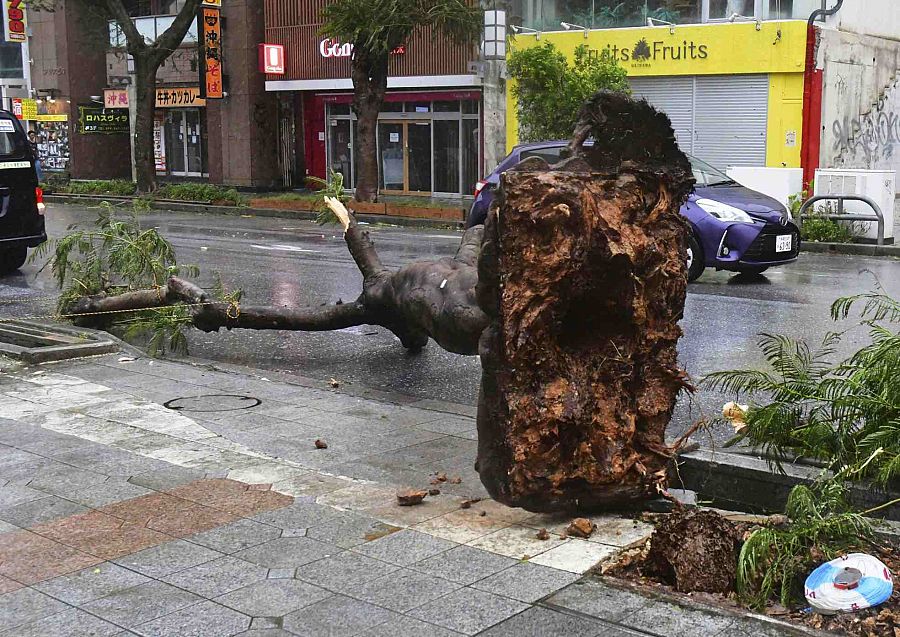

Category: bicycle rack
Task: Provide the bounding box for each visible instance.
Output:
[798,194,885,246]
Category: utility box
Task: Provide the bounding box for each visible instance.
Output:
[726,167,803,210]
[814,169,895,243]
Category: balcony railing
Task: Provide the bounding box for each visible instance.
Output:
[108,15,198,48]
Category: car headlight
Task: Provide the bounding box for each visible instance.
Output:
[695,198,754,223]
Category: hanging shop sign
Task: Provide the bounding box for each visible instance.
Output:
[3,0,26,43]
[259,43,284,75]
[153,116,166,173]
[201,0,221,6]
[104,89,129,109]
[156,86,205,108]
[318,38,406,59]
[200,7,223,99]
[77,106,129,135]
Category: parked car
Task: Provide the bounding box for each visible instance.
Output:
[467,141,800,282]
[0,109,44,275]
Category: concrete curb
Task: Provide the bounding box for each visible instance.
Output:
[801,241,900,257]
[44,194,466,231]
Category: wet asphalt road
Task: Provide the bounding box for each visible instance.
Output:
[3,202,899,444]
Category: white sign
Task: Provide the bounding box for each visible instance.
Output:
[318,131,325,141]
[0,119,15,132]
[320,39,352,58]
[0,161,30,169]
[259,43,285,75]
[389,132,399,143]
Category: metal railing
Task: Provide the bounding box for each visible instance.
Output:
[798,194,885,246]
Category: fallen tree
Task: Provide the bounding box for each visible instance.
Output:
[62,91,694,511]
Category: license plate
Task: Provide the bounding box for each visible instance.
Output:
[775,235,792,253]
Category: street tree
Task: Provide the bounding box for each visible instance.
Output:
[50,93,694,512]
[103,0,203,192]
[320,0,482,202]
[508,40,629,142]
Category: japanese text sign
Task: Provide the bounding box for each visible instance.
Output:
[77,106,130,135]
[155,86,205,108]
[104,89,129,109]
[200,7,223,99]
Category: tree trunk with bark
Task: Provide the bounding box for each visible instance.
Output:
[68,92,694,513]
[132,55,158,192]
[350,55,388,203]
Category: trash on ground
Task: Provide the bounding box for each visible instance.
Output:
[804,553,893,615]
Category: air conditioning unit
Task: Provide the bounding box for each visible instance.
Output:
[813,169,895,243]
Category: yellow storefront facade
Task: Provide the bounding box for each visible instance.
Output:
[506,21,808,170]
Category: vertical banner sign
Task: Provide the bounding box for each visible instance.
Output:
[200,7,223,99]
[4,0,26,43]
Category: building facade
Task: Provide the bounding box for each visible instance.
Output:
[263,0,488,197]
[2,0,280,188]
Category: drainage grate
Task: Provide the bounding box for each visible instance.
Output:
[164,394,261,412]
[0,321,119,363]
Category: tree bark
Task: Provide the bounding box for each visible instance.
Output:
[350,54,387,203]
[474,91,695,512]
[132,54,158,193]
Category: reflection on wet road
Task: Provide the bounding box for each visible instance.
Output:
[3,203,898,444]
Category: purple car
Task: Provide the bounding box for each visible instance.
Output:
[467,141,800,282]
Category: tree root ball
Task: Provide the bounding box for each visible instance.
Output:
[647,509,739,594]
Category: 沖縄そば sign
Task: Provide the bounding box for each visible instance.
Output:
[200,7,223,99]
[77,106,129,135]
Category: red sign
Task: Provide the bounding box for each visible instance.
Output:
[259,44,284,75]
[200,7,223,99]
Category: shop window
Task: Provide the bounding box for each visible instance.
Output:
[434,120,461,194]
[433,101,461,112]
[509,0,703,30]
[707,0,755,20]
[0,41,23,79]
[329,103,351,115]
[764,0,824,20]
[381,101,403,112]
[462,100,479,115]
[462,119,480,196]
[406,102,431,113]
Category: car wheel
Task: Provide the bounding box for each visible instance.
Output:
[0,246,27,275]
[687,234,705,282]
[740,266,769,275]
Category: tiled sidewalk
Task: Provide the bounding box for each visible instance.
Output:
[0,354,802,636]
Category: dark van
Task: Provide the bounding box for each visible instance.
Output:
[0,109,45,275]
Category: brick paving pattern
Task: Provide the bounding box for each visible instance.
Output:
[0,355,802,636]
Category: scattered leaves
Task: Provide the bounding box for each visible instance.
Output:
[460,498,482,509]
[536,528,550,541]
[428,488,441,496]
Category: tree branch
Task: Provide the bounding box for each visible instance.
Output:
[104,0,146,54]
[150,0,203,67]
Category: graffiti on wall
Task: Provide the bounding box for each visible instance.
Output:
[831,78,900,169]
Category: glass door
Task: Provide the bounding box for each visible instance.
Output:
[328,119,353,185]
[407,121,431,194]
[163,111,185,176]
[184,110,203,177]
[378,121,405,192]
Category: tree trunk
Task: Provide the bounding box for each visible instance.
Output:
[351,58,387,203]
[474,91,695,512]
[133,54,158,193]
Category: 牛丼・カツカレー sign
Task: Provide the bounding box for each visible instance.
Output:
[517,21,807,77]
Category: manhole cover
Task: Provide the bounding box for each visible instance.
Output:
[164,394,261,412]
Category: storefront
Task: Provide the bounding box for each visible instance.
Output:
[506,20,808,171]
[154,86,208,178]
[309,92,481,196]
[264,0,483,196]
[11,97,70,172]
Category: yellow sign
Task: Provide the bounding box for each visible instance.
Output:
[156,86,205,108]
[509,21,807,77]
[201,8,223,99]
[36,114,68,122]
[201,0,221,6]
[4,0,26,43]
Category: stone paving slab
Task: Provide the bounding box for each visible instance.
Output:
[0,354,808,636]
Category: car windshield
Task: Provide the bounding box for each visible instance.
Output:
[690,156,736,187]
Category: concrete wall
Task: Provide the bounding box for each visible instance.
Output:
[818,27,900,191]
[824,0,900,42]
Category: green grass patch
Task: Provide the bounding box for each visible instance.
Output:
[64,180,137,196]
[155,183,246,206]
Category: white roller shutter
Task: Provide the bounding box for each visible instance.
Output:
[629,76,695,155]
[694,75,769,169]
[628,74,769,170]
